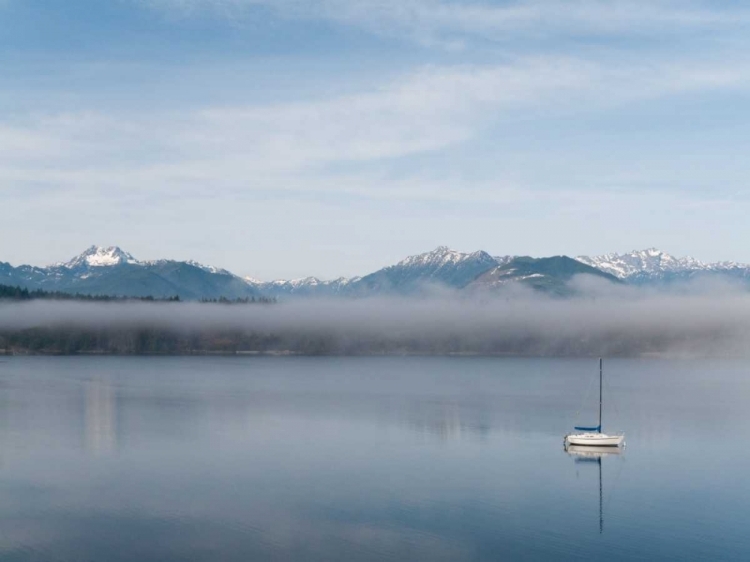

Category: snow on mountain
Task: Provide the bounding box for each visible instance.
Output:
[390,246,497,276]
[58,246,235,277]
[245,275,361,296]
[250,247,507,295]
[183,260,233,276]
[353,246,500,293]
[243,276,320,290]
[491,255,515,267]
[396,246,496,270]
[62,246,139,269]
[273,277,321,288]
[469,255,621,294]
[398,246,468,267]
[335,276,361,286]
[576,248,750,280]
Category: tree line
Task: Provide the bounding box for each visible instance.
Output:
[0,284,276,304]
[0,284,181,302]
[199,296,276,304]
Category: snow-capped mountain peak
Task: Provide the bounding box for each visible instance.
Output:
[62,246,139,269]
[576,248,714,279]
[269,276,321,288]
[397,246,495,269]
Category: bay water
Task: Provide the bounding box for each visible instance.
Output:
[0,356,748,561]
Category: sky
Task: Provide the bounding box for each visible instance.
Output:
[3,0,750,280]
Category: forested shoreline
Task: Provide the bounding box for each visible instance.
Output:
[0,284,283,355]
[0,322,736,357]
[0,284,276,304]
[0,284,182,302]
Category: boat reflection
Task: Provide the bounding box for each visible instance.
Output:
[565,443,622,534]
[565,444,622,459]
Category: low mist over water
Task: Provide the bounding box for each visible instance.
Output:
[2,279,750,356]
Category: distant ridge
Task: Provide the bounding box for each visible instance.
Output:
[2,245,749,300]
[0,246,259,300]
[576,248,750,283]
[349,246,499,294]
[469,256,621,295]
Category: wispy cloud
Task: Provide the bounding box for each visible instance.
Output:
[143,0,750,47]
[2,54,747,199]
[3,50,747,275]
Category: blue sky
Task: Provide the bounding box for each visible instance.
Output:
[3,0,750,279]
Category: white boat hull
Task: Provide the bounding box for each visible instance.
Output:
[565,433,624,447]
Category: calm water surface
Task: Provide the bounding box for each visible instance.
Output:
[0,356,748,561]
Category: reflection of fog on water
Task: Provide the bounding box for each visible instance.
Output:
[85,378,117,454]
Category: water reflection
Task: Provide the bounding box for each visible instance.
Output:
[1,357,749,561]
[407,404,491,440]
[565,444,623,458]
[565,444,622,534]
[85,377,117,454]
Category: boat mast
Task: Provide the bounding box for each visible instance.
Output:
[599,357,603,433]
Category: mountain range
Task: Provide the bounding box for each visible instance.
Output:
[1,245,748,300]
[0,246,260,300]
[576,248,750,284]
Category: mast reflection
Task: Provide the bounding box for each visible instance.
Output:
[565,443,621,534]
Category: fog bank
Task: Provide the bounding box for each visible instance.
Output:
[2,283,750,356]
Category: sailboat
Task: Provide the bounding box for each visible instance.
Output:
[564,358,624,447]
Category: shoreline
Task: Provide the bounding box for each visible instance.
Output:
[0,349,740,359]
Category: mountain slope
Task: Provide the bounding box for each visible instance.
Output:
[248,276,360,297]
[245,246,502,297]
[350,246,499,295]
[7,244,746,300]
[469,256,621,294]
[0,247,261,300]
[0,245,631,299]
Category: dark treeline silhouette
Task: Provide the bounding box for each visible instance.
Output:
[0,284,181,302]
[0,320,717,357]
[200,296,277,304]
[0,327,331,356]
[0,285,283,354]
[0,284,276,304]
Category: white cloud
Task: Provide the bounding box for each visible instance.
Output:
[1,54,748,199]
